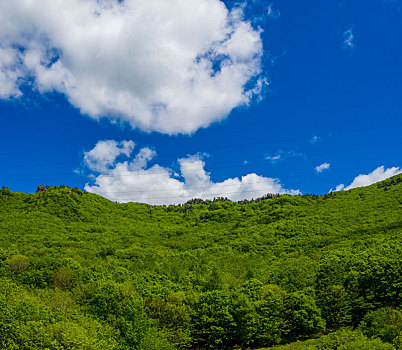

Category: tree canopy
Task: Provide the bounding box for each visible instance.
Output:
[0,175,401,349]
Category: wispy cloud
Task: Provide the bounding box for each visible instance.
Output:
[310,135,320,144]
[266,154,282,161]
[315,163,331,173]
[342,27,355,49]
[265,150,305,163]
[267,3,280,19]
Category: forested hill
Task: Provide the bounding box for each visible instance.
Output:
[0,175,401,350]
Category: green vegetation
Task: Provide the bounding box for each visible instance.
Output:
[0,175,401,349]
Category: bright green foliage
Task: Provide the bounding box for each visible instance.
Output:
[233,280,284,346]
[319,285,351,329]
[0,175,401,349]
[282,291,325,340]
[317,329,395,350]
[360,307,402,344]
[262,329,395,349]
[192,290,236,346]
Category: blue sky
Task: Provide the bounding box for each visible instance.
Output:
[0,0,401,204]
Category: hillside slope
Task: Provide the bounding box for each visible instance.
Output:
[0,175,401,349]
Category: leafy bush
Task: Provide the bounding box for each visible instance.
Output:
[360,307,402,344]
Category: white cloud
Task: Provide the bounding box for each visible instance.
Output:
[84,140,135,172]
[84,140,300,205]
[331,166,402,191]
[334,184,345,192]
[342,27,354,49]
[315,163,330,173]
[0,46,25,98]
[0,0,264,134]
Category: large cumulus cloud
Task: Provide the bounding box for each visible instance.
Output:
[0,0,265,134]
[83,140,300,205]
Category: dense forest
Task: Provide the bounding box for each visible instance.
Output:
[0,174,401,349]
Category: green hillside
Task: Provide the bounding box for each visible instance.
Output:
[0,175,401,349]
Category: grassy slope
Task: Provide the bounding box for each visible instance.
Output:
[0,175,401,349]
[2,176,401,286]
